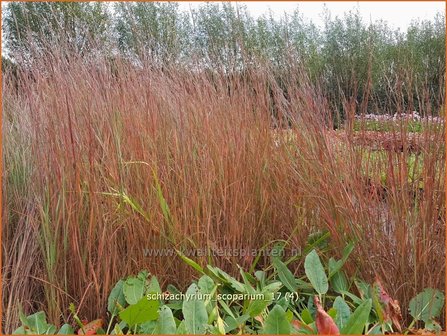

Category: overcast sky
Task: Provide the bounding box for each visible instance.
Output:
[179,1,445,31]
[1,1,444,41]
[2,2,444,31]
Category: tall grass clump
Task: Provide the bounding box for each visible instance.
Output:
[2,44,445,332]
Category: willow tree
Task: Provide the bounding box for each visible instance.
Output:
[114,2,190,65]
[3,2,111,64]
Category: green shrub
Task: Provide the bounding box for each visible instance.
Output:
[13,235,444,335]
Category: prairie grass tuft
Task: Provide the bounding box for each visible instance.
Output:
[2,51,445,332]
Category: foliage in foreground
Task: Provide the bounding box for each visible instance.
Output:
[14,237,444,335]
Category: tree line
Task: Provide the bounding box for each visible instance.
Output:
[3,2,445,118]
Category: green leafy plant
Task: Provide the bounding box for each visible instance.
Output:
[13,236,445,335]
[408,288,445,333]
[13,311,73,335]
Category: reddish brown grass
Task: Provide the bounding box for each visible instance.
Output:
[2,54,445,332]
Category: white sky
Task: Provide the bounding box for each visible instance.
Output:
[2,1,443,56]
[178,1,445,31]
[1,1,444,37]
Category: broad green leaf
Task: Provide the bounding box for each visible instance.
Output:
[296,278,314,290]
[260,305,291,334]
[409,288,444,323]
[139,320,157,334]
[48,325,57,334]
[276,296,289,311]
[165,302,183,310]
[26,311,50,334]
[328,307,337,319]
[425,319,442,333]
[333,296,351,330]
[263,281,283,294]
[176,321,187,334]
[218,300,235,319]
[224,316,238,333]
[217,268,246,293]
[272,258,297,293]
[123,277,145,305]
[167,284,182,296]
[108,280,126,315]
[224,315,249,333]
[243,272,257,285]
[183,283,208,334]
[147,276,161,295]
[331,269,349,293]
[328,242,355,279]
[166,284,183,307]
[236,314,250,323]
[246,291,272,317]
[304,249,328,294]
[155,306,176,334]
[341,299,372,335]
[198,275,215,295]
[238,266,256,294]
[119,297,159,326]
[57,324,75,334]
[339,290,363,305]
[12,326,26,334]
[207,265,245,293]
[254,271,266,285]
[205,265,227,284]
[301,308,314,324]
